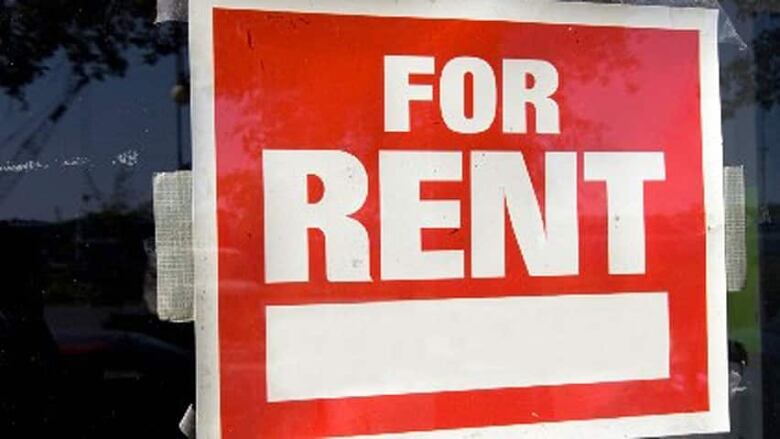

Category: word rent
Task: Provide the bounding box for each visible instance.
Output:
[263,56,666,283]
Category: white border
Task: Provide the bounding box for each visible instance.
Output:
[189,1,726,438]
[189,0,221,437]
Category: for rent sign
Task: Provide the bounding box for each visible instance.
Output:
[190,1,727,438]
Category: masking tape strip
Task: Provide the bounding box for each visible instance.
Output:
[153,171,194,322]
[724,165,746,292]
[156,0,188,23]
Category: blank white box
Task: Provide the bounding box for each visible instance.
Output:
[266,292,669,402]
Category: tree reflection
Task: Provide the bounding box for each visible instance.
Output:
[0,0,188,207]
[0,0,182,101]
[0,3,192,437]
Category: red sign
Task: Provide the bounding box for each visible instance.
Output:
[191,1,727,438]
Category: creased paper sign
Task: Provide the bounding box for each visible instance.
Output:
[190,1,728,438]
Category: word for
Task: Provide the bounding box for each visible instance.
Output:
[384,55,560,134]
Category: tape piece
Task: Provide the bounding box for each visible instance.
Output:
[560,0,746,49]
[724,165,746,292]
[180,404,196,438]
[156,0,188,23]
[153,171,194,322]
